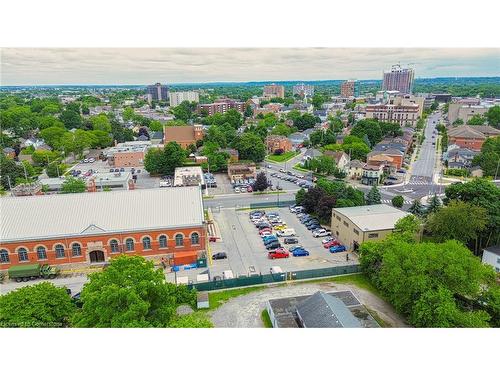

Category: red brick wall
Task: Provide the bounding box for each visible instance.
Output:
[0,226,206,270]
[448,137,484,152]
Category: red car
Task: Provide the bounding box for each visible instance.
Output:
[259,228,273,235]
[268,248,289,259]
[323,240,341,248]
[247,186,253,192]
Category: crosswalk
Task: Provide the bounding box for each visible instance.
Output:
[406,181,431,185]
[381,199,413,205]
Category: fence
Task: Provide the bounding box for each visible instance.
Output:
[188,264,360,292]
[249,200,296,209]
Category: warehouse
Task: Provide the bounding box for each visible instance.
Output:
[0,186,206,270]
[331,204,411,251]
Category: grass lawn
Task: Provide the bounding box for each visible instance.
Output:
[303,273,382,299]
[208,286,266,310]
[266,151,299,163]
[261,309,273,328]
[292,163,309,172]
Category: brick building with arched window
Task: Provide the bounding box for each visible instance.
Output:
[0,187,206,270]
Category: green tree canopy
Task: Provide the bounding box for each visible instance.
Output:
[366,185,381,205]
[72,256,197,327]
[61,176,87,194]
[485,105,500,128]
[232,132,266,162]
[144,141,186,175]
[0,282,76,328]
[391,195,404,208]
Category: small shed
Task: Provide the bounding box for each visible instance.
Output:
[197,292,209,309]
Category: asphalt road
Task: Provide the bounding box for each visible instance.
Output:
[410,112,440,178]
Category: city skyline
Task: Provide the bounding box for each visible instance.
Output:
[1,48,499,86]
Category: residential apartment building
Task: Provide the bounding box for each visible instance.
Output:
[382,64,415,94]
[293,83,314,98]
[263,84,285,99]
[367,149,404,170]
[197,98,245,115]
[147,83,168,102]
[340,80,358,98]
[361,164,384,185]
[365,102,419,127]
[163,125,204,149]
[0,187,206,270]
[331,204,412,251]
[168,91,200,107]
[265,135,293,153]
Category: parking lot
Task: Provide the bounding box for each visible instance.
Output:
[207,207,357,279]
[66,159,160,189]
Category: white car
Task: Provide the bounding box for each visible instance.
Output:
[313,229,332,238]
[322,236,334,244]
[83,158,89,163]
[88,157,95,163]
[234,187,240,193]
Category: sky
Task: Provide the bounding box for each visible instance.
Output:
[1,48,499,86]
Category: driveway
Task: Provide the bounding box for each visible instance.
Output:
[209,280,407,328]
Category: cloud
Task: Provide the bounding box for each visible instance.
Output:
[1,48,499,85]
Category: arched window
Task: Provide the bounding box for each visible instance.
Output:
[37,246,47,260]
[110,239,119,253]
[71,243,82,257]
[159,235,167,248]
[175,234,184,247]
[142,236,152,250]
[125,238,135,252]
[55,244,65,258]
[0,249,10,263]
[191,232,200,245]
[18,248,28,262]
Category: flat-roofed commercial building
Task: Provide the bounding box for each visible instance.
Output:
[0,187,206,270]
[168,91,200,107]
[331,204,411,251]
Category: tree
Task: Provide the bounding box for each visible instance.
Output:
[71,256,196,327]
[317,195,337,223]
[31,149,59,166]
[122,107,135,121]
[38,115,65,130]
[0,155,24,189]
[61,176,87,194]
[341,136,371,161]
[430,101,439,111]
[485,105,500,128]
[408,199,424,217]
[89,130,113,148]
[59,110,82,129]
[311,93,326,110]
[224,109,243,128]
[393,215,421,242]
[61,130,92,159]
[452,118,464,126]
[144,141,186,175]
[444,178,500,249]
[426,194,442,214]
[170,101,197,122]
[90,114,112,132]
[253,171,269,191]
[232,133,266,162]
[471,137,500,177]
[467,114,486,125]
[426,200,488,251]
[366,185,381,205]
[244,105,253,118]
[0,282,76,328]
[39,126,68,150]
[391,195,404,208]
[359,237,496,327]
[149,120,164,132]
[295,188,306,205]
[294,113,320,131]
[46,162,67,178]
[270,123,293,137]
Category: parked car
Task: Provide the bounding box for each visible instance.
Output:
[259,228,273,235]
[257,223,272,230]
[277,228,296,237]
[292,248,310,257]
[212,252,227,260]
[323,239,342,248]
[88,157,95,163]
[266,241,282,250]
[247,186,253,193]
[321,236,334,244]
[262,235,278,243]
[284,237,299,244]
[268,249,290,259]
[313,229,332,238]
[109,168,114,173]
[234,187,241,193]
[329,245,347,253]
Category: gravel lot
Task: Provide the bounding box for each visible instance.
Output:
[209,280,408,328]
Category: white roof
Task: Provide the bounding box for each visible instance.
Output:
[333,204,410,232]
[0,187,204,242]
